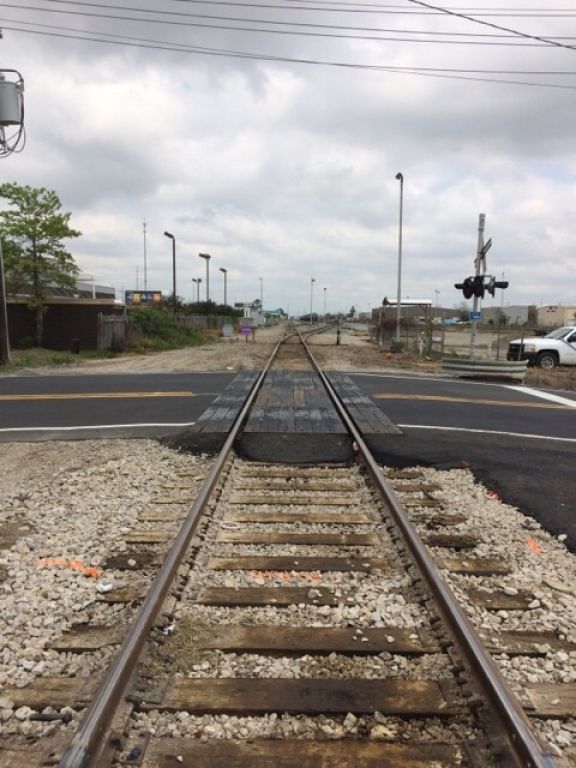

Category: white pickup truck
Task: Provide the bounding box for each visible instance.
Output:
[507,325,576,369]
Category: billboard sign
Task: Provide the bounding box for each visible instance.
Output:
[125,290,162,306]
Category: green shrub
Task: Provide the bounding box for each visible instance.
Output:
[127,308,204,351]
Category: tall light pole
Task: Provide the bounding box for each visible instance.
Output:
[395,172,404,342]
[192,278,200,304]
[219,267,228,306]
[259,277,263,310]
[199,253,211,302]
[323,287,327,323]
[163,231,176,313]
[310,277,315,324]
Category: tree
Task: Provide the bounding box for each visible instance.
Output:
[0,183,81,346]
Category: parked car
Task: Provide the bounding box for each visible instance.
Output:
[507,325,576,368]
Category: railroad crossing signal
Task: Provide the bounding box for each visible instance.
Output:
[455,274,508,299]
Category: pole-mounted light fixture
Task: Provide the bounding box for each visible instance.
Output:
[163,231,176,313]
[199,253,211,302]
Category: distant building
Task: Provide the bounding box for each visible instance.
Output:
[481,305,535,326]
[536,304,576,329]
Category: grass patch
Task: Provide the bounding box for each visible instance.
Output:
[1,348,116,372]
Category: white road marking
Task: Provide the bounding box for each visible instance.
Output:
[507,385,576,409]
[399,424,576,444]
[0,422,195,433]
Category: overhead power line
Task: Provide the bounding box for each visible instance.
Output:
[3,20,576,90]
[1,2,573,46]
[406,0,576,50]
[24,0,576,18]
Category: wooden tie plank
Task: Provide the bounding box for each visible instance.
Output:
[523,684,576,718]
[208,556,387,572]
[193,625,434,654]
[48,624,124,652]
[224,511,372,524]
[103,552,158,570]
[145,738,463,767]
[125,530,170,544]
[424,534,479,549]
[216,531,380,546]
[151,497,192,505]
[466,589,534,611]
[412,514,467,526]
[233,481,359,492]
[386,470,424,480]
[486,630,576,656]
[404,499,442,509]
[97,584,145,604]
[238,468,351,478]
[229,494,361,506]
[139,511,183,522]
[439,558,511,576]
[196,586,348,607]
[392,483,441,493]
[159,678,457,716]
[3,677,95,710]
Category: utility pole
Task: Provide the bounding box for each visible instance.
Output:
[0,240,10,364]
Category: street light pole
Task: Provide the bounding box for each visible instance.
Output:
[219,267,228,306]
[395,172,404,343]
[323,287,327,323]
[259,277,263,310]
[163,231,176,314]
[199,253,211,302]
[310,277,315,325]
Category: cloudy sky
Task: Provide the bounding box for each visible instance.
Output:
[1,0,575,315]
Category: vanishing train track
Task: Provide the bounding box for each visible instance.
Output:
[7,328,562,767]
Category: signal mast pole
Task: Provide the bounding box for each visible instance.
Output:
[469,214,485,360]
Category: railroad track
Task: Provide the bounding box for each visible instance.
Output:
[1,328,570,767]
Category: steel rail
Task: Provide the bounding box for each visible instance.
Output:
[298,330,557,768]
[58,334,286,768]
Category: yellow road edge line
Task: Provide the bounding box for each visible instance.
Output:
[0,391,198,401]
[374,393,569,409]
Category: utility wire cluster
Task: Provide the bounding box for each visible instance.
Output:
[1,0,575,88]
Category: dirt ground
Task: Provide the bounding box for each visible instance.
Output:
[10,324,575,390]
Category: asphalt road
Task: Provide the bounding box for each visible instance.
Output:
[0,372,235,440]
[1,369,574,550]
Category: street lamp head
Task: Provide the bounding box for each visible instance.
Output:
[219,267,227,274]
[311,277,316,283]
[164,231,174,240]
[199,252,211,261]
[395,172,403,181]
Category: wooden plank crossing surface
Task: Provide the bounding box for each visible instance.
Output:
[189,371,259,434]
[145,738,463,767]
[244,370,346,434]
[327,373,402,435]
